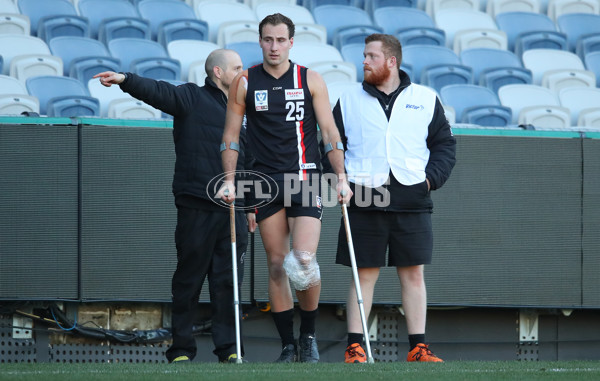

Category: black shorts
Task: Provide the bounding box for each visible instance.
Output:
[336,210,433,268]
[254,172,323,223]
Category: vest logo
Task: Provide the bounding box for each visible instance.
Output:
[406,104,424,110]
[255,90,268,111]
[285,89,304,101]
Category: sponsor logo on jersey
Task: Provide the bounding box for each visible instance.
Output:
[406,103,424,110]
[285,89,304,101]
[255,90,268,111]
[316,195,322,209]
[272,86,282,90]
[299,163,317,170]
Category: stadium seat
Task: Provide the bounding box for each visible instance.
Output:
[225,41,263,69]
[460,48,532,93]
[310,61,357,84]
[294,23,328,44]
[495,12,561,52]
[556,13,600,53]
[247,0,297,10]
[78,0,150,42]
[137,0,208,46]
[49,36,121,83]
[327,81,360,108]
[426,0,480,17]
[88,76,132,117]
[312,5,373,45]
[333,25,383,50]
[289,42,344,67]
[0,74,40,115]
[434,9,498,51]
[108,98,163,119]
[341,42,365,82]
[453,28,507,53]
[366,0,417,17]
[0,0,18,14]
[188,60,208,85]
[402,45,471,89]
[373,7,435,35]
[304,0,360,11]
[541,69,596,92]
[0,34,51,75]
[585,51,600,87]
[255,3,316,23]
[26,75,99,116]
[522,48,587,85]
[217,21,260,46]
[37,15,89,42]
[18,0,78,36]
[514,31,568,58]
[547,0,600,21]
[109,38,181,81]
[167,40,219,82]
[558,87,600,126]
[485,0,540,17]
[0,13,31,35]
[194,1,256,44]
[9,54,63,83]
[440,84,511,126]
[498,84,570,127]
[576,34,600,62]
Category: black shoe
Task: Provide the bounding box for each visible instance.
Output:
[274,343,297,363]
[220,353,246,363]
[298,333,319,363]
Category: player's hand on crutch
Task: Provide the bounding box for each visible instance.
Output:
[224,188,243,364]
[340,189,375,364]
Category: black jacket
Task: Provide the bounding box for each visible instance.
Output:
[324,71,456,212]
[119,73,249,210]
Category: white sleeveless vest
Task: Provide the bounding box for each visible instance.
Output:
[339,83,437,187]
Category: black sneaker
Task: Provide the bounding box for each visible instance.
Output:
[298,333,319,363]
[220,354,246,363]
[274,343,297,363]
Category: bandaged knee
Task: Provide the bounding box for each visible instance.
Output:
[282,250,321,291]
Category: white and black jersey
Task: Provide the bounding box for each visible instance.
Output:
[245,62,320,180]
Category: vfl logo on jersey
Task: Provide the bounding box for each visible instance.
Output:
[255,90,268,111]
[299,163,317,170]
[285,89,304,101]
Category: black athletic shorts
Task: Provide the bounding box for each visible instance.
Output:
[336,210,433,267]
[254,172,323,223]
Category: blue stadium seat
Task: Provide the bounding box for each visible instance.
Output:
[366,0,416,16]
[225,42,263,69]
[576,35,600,62]
[397,27,445,47]
[37,15,90,42]
[26,75,100,117]
[440,84,512,126]
[78,0,150,43]
[137,0,209,46]
[340,42,365,82]
[374,7,435,35]
[49,36,121,83]
[556,13,600,53]
[460,48,532,93]
[109,38,181,81]
[401,45,471,89]
[584,51,600,87]
[312,5,373,45]
[0,55,3,73]
[304,0,360,11]
[332,25,383,50]
[18,0,79,37]
[495,12,563,52]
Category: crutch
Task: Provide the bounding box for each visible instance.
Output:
[340,190,375,363]
[225,189,243,364]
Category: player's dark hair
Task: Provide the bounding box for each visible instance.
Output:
[259,13,295,39]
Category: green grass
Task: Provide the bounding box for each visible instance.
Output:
[2,361,600,381]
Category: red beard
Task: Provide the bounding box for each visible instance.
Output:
[364,63,391,86]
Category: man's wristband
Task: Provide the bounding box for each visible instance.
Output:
[324,141,344,154]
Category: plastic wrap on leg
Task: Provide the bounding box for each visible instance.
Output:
[283,250,321,291]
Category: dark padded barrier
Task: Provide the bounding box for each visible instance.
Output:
[79,122,177,301]
[0,121,79,300]
[583,136,600,307]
